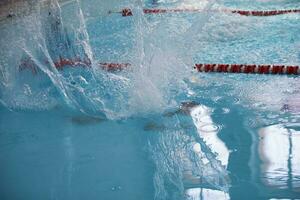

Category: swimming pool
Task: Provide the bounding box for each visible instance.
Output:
[0,0,299,199]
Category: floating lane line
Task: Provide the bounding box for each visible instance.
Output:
[194,64,299,75]
[18,58,299,75]
[19,57,131,74]
[112,8,300,17]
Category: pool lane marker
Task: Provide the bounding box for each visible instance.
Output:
[110,8,300,17]
[19,57,131,74]
[19,58,299,75]
[98,62,131,71]
[53,58,130,71]
[194,64,299,75]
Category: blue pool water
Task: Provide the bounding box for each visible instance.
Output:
[0,0,300,199]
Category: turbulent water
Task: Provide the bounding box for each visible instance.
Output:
[0,0,193,118]
[0,0,299,199]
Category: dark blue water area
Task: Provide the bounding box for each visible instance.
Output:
[1,87,299,200]
[0,107,155,200]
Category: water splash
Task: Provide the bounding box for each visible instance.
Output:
[147,111,230,200]
[0,0,195,119]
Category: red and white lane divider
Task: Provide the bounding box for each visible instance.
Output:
[194,63,299,75]
[98,62,131,71]
[19,57,131,74]
[112,8,300,17]
[19,58,299,75]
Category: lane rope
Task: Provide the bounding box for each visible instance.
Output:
[19,57,131,74]
[112,8,300,17]
[19,58,299,75]
[194,63,299,75]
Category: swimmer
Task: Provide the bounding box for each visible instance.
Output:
[163,101,200,117]
[144,101,200,131]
